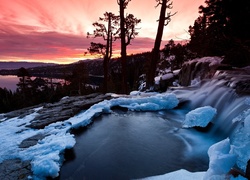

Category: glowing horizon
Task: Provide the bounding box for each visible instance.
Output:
[0,0,204,64]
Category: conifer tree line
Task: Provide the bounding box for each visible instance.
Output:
[0,65,96,113]
[0,68,62,113]
[188,0,250,67]
[1,0,250,113]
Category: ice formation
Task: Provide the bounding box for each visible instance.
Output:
[182,106,217,128]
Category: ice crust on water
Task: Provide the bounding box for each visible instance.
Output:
[116,93,179,111]
[69,93,179,129]
[0,93,179,179]
[182,106,217,128]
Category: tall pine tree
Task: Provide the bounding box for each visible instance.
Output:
[87,12,120,93]
[146,0,176,88]
[117,0,141,94]
[188,0,250,67]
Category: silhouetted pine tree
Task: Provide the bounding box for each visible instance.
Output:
[146,0,176,88]
[188,0,250,67]
[87,12,120,93]
[16,67,33,107]
[117,0,141,94]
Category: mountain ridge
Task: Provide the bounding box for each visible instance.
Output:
[0,62,58,70]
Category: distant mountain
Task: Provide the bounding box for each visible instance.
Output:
[0,53,148,79]
[0,62,57,70]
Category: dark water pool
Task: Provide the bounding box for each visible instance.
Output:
[59,110,209,180]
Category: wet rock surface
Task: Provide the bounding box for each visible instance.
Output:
[2,93,111,129]
[0,159,32,180]
[28,94,110,129]
[19,133,47,148]
[178,57,250,95]
[215,67,250,95]
[178,57,221,86]
[236,80,250,94]
[2,105,41,120]
[28,93,111,129]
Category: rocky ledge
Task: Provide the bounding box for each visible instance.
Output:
[0,93,112,179]
[2,93,112,129]
[0,159,32,180]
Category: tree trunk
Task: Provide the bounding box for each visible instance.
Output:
[147,0,167,89]
[119,1,128,94]
[103,14,112,93]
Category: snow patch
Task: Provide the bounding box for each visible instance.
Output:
[0,107,76,180]
[69,93,179,129]
[182,106,217,128]
[116,93,179,111]
[230,109,250,171]
[61,96,69,100]
[141,169,205,180]
[204,138,237,179]
[155,73,174,85]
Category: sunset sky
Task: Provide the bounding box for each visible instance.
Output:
[0,0,204,64]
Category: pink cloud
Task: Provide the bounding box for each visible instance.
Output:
[0,27,91,59]
[0,0,204,63]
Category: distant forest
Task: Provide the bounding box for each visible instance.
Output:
[0,0,249,113]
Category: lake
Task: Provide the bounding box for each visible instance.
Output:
[0,75,19,91]
[0,75,66,92]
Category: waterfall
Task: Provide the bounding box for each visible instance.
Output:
[170,70,250,138]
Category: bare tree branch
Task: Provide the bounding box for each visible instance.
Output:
[155,0,162,8]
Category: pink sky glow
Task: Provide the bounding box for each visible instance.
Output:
[0,0,204,64]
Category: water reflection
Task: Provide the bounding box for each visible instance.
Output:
[0,75,65,92]
[0,75,19,91]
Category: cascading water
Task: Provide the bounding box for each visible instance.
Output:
[170,70,250,138]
